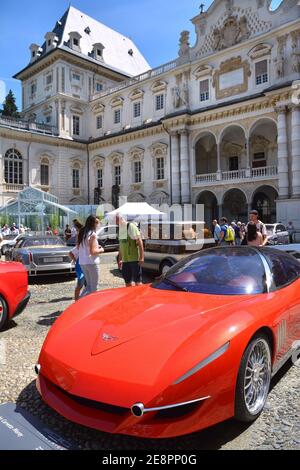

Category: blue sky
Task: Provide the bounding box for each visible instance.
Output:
[0,0,282,111]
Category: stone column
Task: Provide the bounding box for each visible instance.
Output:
[291,104,300,198]
[179,129,191,204]
[170,132,181,204]
[276,105,289,199]
[216,141,222,181]
[245,137,251,177]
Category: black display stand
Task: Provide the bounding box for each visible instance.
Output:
[0,403,74,450]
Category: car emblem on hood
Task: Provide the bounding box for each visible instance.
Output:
[102,333,118,342]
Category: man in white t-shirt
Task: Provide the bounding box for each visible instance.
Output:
[246,210,268,246]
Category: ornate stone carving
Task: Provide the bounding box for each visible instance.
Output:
[178,31,190,57]
[212,56,251,99]
[275,35,288,79]
[172,75,189,108]
[291,30,300,73]
[212,15,250,51]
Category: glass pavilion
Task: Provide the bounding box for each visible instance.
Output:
[0,187,76,232]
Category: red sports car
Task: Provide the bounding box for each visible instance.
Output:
[36,247,300,438]
[0,261,30,330]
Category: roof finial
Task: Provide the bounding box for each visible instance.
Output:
[199,3,205,14]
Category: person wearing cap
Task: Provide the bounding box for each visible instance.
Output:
[246,210,268,246]
[117,214,144,287]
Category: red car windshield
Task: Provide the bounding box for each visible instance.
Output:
[153,247,267,295]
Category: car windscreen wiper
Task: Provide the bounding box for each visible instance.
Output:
[161,277,188,292]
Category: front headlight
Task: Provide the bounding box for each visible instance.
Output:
[173,342,230,385]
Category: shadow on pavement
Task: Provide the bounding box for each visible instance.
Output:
[1,319,18,332]
[37,310,63,327]
[29,274,75,286]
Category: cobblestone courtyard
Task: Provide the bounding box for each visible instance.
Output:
[0,252,299,450]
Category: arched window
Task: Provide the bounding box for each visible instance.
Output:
[4,149,23,184]
[40,158,49,186]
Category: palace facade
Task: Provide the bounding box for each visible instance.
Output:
[1,0,300,225]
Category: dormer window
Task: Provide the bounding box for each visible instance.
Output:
[69,32,82,52]
[92,43,105,61]
[29,44,42,62]
[44,32,58,51]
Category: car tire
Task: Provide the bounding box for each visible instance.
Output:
[0,295,8,330]
[159,260,174,276]
[234,333,272,423]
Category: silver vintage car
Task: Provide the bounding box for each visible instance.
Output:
[6,235,75,277]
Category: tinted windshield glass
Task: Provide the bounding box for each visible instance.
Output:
[23,238,65,248]
[152,247,266,295]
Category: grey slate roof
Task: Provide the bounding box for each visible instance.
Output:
[23,6,151,78]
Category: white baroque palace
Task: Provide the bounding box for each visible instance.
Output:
[1,1,300,225]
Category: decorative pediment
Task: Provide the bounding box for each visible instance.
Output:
[92,155,105,169]
[91,103,105,115]
[193,64,213,79]
[108,152,124,166]
[110,96,124,108]
[151,80,167,93]
[38,152,55,165]
[248,43,272,60]
[70,157,84,169]
[69,105,84,115]
[129,88,144,101]
[149,142,168,158]
[128,146,145,161]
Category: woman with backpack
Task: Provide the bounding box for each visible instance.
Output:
[218,217,235,246]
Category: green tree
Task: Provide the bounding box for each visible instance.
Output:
[2,89,19,118]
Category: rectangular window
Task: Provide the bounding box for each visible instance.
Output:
[253,152,266,168]
[114,109,121,124]
[115,165,121,186]
[46,116,51,124]
[255,60,268,85]
[133,102,141,118]
[46,74,52,85]
[200,79,209,102]
[72,73,81,82]
[72,169,80,189]
[31,83,37,95]
[41,164,49,186]
[72,116,80,136]
[134,161,142,183]
[97,168,103,188]
[229,156,239,171]
[156,157,165,180]
[156,94,164,111]
[96,115,103,129]
[73,38,79,46]
[96,82,103,92]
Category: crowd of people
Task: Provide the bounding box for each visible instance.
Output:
[1,211,297,303]
[212,210,268,247]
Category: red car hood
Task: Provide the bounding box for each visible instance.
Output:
[40,285,256,406]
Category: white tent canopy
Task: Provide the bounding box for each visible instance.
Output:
[105,202,165,220]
